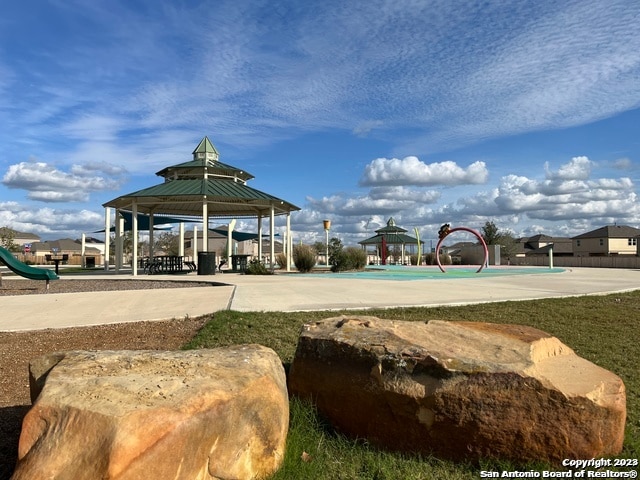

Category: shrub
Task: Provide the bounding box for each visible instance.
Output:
[275,252,287,269]
[423,252,451,265]
[245,258,272,275]
[293,244,316,273]
[331,246,367,272]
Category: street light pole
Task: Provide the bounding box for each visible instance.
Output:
[323,219,331,267]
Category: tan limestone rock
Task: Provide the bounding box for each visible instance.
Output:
[288,316,626,463]
[13,345,289,480]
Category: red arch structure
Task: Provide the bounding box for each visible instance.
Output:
[435,226,489,273]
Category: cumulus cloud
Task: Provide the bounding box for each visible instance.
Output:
[0,201,104,237]
[492,162,638,221]
[2,161,128,203]
[360,157,489,187]
[545,156,592,180]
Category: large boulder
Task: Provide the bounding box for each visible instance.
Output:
[13,345,289,480]
[288,316,626,464]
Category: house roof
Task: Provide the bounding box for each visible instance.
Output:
[572,225,640,239]
[525,234,554,242]
[525,238,574,255]
[2,228,40,240]
[31,239,100,254]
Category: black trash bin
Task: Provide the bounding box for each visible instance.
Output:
[85,257,96,268]
[197,252,216,275]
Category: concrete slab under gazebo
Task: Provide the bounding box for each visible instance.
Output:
[103,136,300,275]
[359,217,423,265]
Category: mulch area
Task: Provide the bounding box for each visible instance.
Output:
[0,278,214,479]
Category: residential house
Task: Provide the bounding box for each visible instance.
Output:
[0,228,40,251]
[516,234,574,259]
[572,225,640,257]
[28,238,102,265]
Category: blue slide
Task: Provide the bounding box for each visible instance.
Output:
[0,246,59,288]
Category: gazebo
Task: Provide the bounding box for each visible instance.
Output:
[358,217,423,265]
[103,136,300,275]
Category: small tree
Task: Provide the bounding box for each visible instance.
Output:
[0,226,19,252]
[481,221,500,246]
[481,221,517,264]
[154,232,180,256]
[328,237,343,266]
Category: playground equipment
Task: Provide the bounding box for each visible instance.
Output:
[435,224,489,273]
[0,246,59,290]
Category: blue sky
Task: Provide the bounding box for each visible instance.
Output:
[1,0,639,246]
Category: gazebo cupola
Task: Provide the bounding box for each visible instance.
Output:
[155,136,254,185]
[193,136,219,162]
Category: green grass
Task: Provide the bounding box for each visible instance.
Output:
[182,291,640,479]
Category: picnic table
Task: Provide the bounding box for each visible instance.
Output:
[140,255,187,274]
[45,254,69,274]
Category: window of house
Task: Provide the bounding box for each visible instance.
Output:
[576,240,581,247]
[629,238,638,246]
[599,239,604,246]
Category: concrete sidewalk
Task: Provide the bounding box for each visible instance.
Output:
[1,267,639,331]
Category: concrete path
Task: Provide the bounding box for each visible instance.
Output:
[1,267,639,331]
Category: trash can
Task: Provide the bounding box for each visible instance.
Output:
[85,257,96,268]
[197,252,216,275]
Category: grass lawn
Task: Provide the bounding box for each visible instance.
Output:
[183,291,640,479]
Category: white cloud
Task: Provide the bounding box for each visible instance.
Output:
[545,156,592,180]
[2,161,127,203]
[360,157,488,187]
[611,157,634,171]
[0,201,103,238]
[368,186,441,203]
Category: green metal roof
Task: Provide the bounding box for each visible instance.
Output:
[359,233,422,245]
[155,159,254,182]
[192,136,219,156]
[374,217,408,234]
[104,135,300,218]
[104,178,300,218]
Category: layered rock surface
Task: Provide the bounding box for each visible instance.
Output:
[13,345,289,480]
[288,316,626,463]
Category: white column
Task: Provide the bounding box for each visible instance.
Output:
[257,214,263,261]
[81,233,86,268]
[202,199,208,251]
[286,212,291,272]
[549,245,554,269]
[118,215,125,269]
[149,212,155,258]
[227,219,236,268]
[115,211,122,273]
[179,223,185,257]
[270,206,275,268]
[132,201,138,276]
[104,207,111,271]
[193,226,198,264]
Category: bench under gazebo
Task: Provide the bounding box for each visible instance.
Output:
[103,136,300,275]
